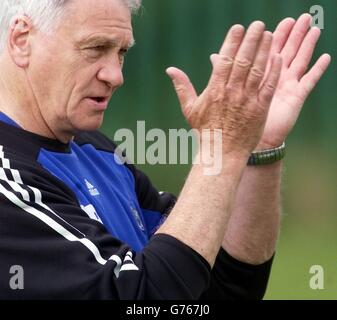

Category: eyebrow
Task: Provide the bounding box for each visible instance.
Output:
[78,37,135,49]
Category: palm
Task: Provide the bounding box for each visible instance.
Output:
[263,67,307,146]
[259,14,330,148]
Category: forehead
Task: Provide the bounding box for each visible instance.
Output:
[62,0,134,44]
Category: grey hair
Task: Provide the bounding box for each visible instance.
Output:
[0,0,142,52]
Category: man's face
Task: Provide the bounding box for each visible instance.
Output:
[28,0,134,138]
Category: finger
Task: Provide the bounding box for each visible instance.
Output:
[270,17,297,55]
[289,27,321,80]
[300,54,331,97]
[245,31,273,92]
[219,24,245,56]
[227,21,265,87]
[281,13,312,67]
[263,18,296,82]
[259,55,283,106]
[208,25,245,87]
[208,54,234,88]
[166,67,198,117]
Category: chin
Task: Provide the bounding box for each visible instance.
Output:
[73,114,105,132]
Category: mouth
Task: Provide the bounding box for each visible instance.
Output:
[86,96,110,110]
[91,96,107,103]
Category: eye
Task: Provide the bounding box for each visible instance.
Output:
[119,48,128,57]
[118,49,129,65]
[84,45,109,54]
[83,46,109,59]
[92,45,108,52]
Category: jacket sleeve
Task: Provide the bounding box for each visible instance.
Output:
[200,249,274,300]
[0,162,210,300]
[128,164,274,300]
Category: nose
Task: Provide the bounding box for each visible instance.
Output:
[97,56,124,89]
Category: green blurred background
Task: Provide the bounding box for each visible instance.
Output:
[101,0,337,299]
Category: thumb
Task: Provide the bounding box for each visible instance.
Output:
[166,67,197,118]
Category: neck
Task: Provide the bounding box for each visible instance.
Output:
[0,62,66,142]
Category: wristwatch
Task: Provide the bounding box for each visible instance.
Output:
[248,142,286,166]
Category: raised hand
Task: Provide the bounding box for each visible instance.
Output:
[167,21,282,159]
[257,14,331,149]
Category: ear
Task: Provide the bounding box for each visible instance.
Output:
[7,15,33,68]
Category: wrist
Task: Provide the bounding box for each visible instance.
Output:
[193,149,248,177]
[195,137,251,175]
[254,135,286,151]
[255,140,284,151]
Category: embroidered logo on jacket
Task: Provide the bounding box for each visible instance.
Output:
[85,179,100,196]
[130,206,145,231]
[81,204,103,224]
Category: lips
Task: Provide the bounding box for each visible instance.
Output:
[86,96,110,110]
